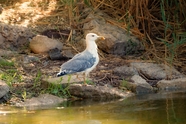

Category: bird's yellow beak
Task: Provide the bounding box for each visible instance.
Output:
[98,36,105,40]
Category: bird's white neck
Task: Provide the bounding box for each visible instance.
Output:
[85,40,98,56]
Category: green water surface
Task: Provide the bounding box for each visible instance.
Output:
[0,91,186,124]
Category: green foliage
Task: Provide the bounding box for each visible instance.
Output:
[60,0,90,6]
[121,79,128,87]
[0,59,22,86]
[45,83,70,97]
[120,79,132,91]
[46,83,70,97]
[60,0,74,6]
[44,77,71,97]
[0,59,14,67]
[83,0,90,6]
[33,70,42,87]
[85,79,94,85]
[21,89,27,101]
[159,0,186,65]
[0,70,22,86]
[67,75,72,83]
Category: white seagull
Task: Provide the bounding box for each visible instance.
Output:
[57,33,105,84]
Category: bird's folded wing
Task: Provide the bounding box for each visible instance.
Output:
[61,57,96,74]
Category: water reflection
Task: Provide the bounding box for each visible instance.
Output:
[0,91,186,124]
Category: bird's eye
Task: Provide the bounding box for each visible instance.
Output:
[92,35,95,37]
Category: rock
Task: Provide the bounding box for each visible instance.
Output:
[157,78,186,91]
[83,12,144,56]
[130,75,154,94]
[131,75,150,85]
[0,80,10,102]
[29,35,63,54]
[113,65,154,94]
[68,84,134,100]
[113,65,138,80]
[23,55,40,64]
[16,94,66,107]
[48,48,70,60]
[131,62,185,80]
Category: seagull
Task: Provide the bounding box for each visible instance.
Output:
[57,33,105,84]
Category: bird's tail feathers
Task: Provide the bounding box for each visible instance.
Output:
[57,71,66,77]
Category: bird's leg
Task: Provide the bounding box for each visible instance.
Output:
[76,74,82,82]
[76,74,79,79]
[83,73,87,85]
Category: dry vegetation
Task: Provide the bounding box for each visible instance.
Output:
[86,0,186,73]
[1,0,186,73]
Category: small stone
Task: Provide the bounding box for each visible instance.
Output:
[23,55,40,63]
[48,48,70,60]
[29,35,63,54]
[0,80,10,101]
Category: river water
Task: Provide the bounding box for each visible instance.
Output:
[0,91,186,124]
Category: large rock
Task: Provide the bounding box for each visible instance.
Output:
[68,84,134,100]
[113,65,138,80]
[0,80,10,102]
[131,62,185,80]
[130,75,154,94]
[29,35,63,54]
[157,78,186,91]
[16,94,66,107]
[83,12,144,56]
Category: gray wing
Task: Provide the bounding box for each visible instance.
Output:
[57,51,96,76]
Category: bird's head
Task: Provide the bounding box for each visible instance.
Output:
[86,33,105,41]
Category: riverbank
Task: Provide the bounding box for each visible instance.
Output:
[0,0,186,107]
